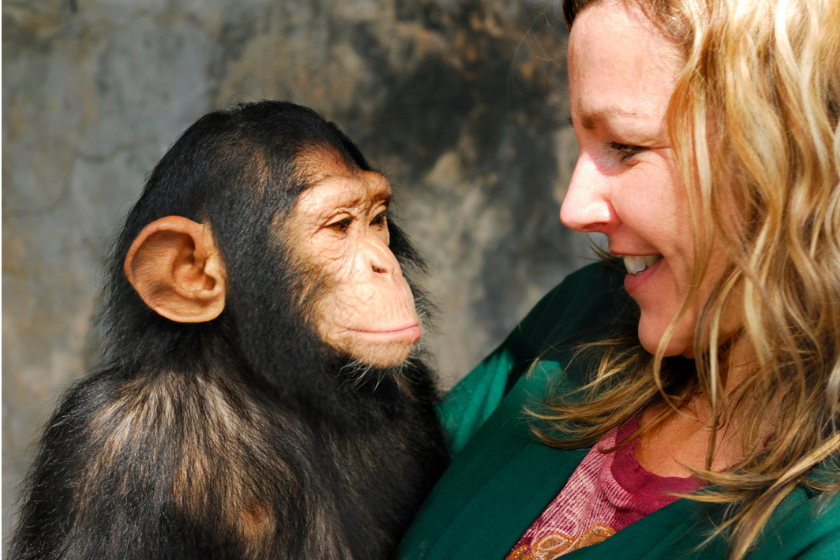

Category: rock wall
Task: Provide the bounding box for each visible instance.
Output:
[2,0,596,537]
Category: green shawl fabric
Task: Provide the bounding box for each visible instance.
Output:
[396,263,840,560]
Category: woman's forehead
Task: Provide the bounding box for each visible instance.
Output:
[567,1,681,126]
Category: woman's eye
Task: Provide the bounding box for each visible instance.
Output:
[328,217,352,232]
[371,211,387,227]
[609,142,644,162]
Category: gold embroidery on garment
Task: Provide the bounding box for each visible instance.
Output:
[506,524,617,560]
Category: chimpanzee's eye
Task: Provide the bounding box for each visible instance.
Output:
[371,211,387,227]
[328,217,352,232]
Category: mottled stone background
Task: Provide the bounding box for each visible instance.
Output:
[3,0,597,538]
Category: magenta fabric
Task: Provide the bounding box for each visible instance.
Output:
[506,418,703,560]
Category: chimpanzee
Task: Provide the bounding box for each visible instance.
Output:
[9,101,449,560]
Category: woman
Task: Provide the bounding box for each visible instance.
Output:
[397,0,840,558]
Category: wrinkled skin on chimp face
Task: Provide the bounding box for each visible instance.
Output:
[288,157,421,368]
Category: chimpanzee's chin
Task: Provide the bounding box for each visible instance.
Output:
[332,353,407,387]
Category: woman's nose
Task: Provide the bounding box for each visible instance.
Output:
[559,154,618,233]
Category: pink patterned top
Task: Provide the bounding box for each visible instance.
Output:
[506,418,702,560]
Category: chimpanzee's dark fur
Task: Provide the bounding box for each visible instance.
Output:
[9,101,449,560]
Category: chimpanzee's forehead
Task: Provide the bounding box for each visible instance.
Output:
[295,147,364,184]
[293,169,391,221]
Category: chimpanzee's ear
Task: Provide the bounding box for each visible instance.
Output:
[124,216,227,323]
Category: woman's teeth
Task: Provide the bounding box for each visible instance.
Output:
[623,255,663,274]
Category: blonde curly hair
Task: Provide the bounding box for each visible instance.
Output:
[539,0,840,557]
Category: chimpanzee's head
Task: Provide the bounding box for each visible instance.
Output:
[104,101,426,373]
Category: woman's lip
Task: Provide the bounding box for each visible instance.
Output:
[611,251,660,258]
[623,257,664,295]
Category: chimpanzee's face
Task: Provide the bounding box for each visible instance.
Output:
[288,153,421,368]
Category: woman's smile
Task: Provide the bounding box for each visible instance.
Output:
[621,254,664,294]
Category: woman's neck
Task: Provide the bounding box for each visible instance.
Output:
[635,338,760,478]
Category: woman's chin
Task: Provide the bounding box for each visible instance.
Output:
[638,323,694,358]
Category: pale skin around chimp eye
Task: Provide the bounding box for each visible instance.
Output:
[289,164,421,368]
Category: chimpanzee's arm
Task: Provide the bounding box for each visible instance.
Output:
[8,370,347,560]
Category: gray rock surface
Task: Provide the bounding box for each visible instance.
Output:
[3,0,598,539]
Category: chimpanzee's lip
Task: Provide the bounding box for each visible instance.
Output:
[348,324,422,343]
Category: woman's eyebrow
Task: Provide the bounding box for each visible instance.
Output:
[573,105,644,130]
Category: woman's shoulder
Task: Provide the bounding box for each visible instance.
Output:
[435,262,631,454]
[514,260,632,361]
[748,483,840,558]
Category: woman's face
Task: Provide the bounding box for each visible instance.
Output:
[562,0,727,357]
